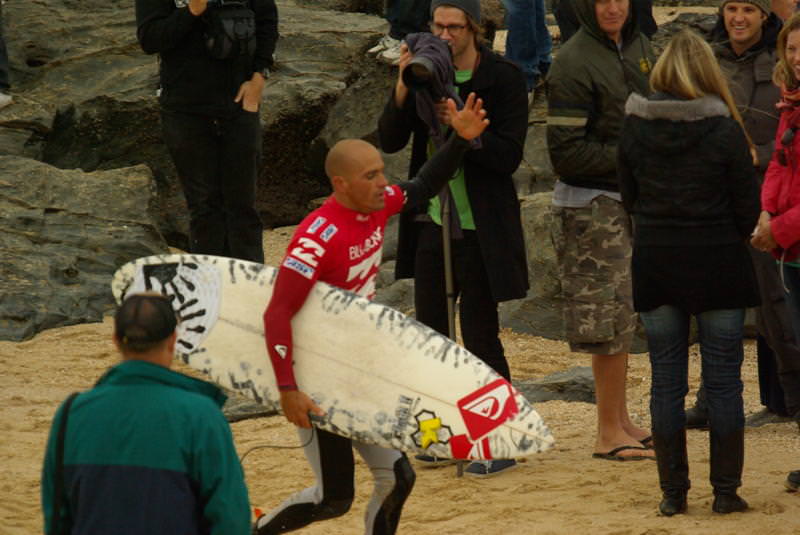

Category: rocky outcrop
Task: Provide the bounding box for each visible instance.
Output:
[2,0,389,244]
[498,192,563,340]
[0,157,169,341]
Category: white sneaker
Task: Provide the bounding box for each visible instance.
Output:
[380,42,403,64]
[0,92,11,110]
[368,34,400,55]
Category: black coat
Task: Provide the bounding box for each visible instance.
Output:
[378,45,529,302]
[619,92,760,246]
[618,93,761,313]
[136,0,278,117]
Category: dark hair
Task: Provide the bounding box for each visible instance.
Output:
[114,293,178,353]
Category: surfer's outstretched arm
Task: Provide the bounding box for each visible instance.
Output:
[263,267,324,428]
[400,93,489,209]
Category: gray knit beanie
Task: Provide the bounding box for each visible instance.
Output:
[430,0,481,23]
[720,0,771,16]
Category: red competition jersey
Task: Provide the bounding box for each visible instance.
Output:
[263,185,406,390]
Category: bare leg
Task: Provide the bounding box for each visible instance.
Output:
[616,355,651,441]
[593,353,654,458]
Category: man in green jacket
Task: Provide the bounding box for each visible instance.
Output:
[546,0,655,461]
[41,293,251,535]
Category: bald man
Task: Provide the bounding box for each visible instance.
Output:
[255,94,487,535]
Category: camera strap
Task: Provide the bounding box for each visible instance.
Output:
[51,391,80,535]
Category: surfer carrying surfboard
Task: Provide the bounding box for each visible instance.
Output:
[254,94,489,534]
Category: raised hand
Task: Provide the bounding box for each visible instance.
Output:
[448,92,489,141]
[394,43,412,108]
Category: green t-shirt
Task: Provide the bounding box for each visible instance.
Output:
[427,69,475,230]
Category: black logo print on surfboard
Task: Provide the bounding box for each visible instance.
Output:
[130,261,222,355]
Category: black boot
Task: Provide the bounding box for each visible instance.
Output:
[710,428,748,514]
[653,430,689,516]
[686,384,709,429]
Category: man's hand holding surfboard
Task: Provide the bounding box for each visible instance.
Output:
[279,390,325,428]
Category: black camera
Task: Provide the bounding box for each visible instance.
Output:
[402,57,436,91]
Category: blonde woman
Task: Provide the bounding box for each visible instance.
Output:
[618,30,760,516]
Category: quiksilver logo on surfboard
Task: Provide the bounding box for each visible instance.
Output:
[457,379,519,441]
[274,345,288,359]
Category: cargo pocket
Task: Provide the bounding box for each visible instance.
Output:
[562,274,616,344]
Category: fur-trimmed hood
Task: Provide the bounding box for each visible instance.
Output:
[625,92,730,121]
[623,92,735,155]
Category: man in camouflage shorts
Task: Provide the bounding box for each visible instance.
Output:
[544,0,655,461]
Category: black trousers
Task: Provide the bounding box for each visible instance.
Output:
[750,246,800,416]
[413,223,510,380]
[161,109,264,263]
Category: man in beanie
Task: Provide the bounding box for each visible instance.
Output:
[684,0,800,436]
[41,293,251,535]
[378,0,529,477]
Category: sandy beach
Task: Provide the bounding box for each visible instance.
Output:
[2,306,798,534]
[2,10,798,533]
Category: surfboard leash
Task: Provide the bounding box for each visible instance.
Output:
[239,426,316,465]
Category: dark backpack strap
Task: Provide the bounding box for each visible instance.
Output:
[51,392,79,535]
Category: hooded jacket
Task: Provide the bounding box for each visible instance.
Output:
[711,13,782,178]
[41,360,250,535]
[546,0,654,192]
[618,93,760,246]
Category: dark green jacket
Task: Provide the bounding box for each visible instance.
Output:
[546,0,654,191]
[711,14,782,179]
[41,360,250,535]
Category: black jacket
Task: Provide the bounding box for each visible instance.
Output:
[378,44,529,302]
[618,93,760,246]
[136,0,278,117]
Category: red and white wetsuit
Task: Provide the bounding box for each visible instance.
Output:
[256,134,468,535]
[263,185,406,390]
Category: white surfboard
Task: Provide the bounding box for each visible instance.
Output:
[111,254,554,460]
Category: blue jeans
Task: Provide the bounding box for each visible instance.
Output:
[502,0,552,91]
[386,0,431,40]
[641,306,745,437]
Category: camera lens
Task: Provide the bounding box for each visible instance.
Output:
[402,57,435,90]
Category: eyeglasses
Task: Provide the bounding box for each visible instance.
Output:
[430,22,468,35]
[777,126,798,166]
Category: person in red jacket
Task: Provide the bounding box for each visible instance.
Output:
[254,95,487,535]
[751,12,800,496]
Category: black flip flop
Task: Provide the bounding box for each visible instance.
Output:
[639,435,654,448]
[592,445,653,461]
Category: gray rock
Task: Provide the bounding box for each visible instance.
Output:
[499,192,562,339]
[651,13,717,55]
[513,366,596,404]
[0,156,169,341]
[373,278,415,314]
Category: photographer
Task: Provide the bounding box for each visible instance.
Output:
[378,0,529,477]
[136,0,279,263]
